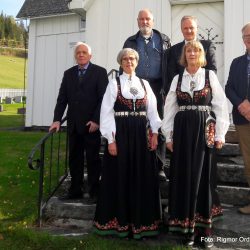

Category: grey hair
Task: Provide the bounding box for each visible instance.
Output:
[137,8,154,20]
[117,48,139,65]
[74,42,92,58]
[242,22,250,35]
[181,15,198,26]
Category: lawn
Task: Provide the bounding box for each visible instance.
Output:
[0,55,26,89]
[0,107,181,249]
[0,104,25,128]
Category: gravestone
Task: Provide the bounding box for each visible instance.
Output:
[17,108,26,114]
[0,105,3,112]
[14,96,23,103]
[5,97,13,104]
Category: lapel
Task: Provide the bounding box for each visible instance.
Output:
[176,41,185,58]
[70,66,79,92]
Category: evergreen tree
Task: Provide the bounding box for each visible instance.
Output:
[0,11,28,48]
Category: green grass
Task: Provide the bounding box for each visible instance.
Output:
[0,55,27,89]
[0,111,182,249]
[0,104,25,128]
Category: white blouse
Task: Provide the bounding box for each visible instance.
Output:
[161,68,230,143]
[100,72,162,144]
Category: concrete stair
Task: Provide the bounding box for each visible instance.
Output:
[42,128,250,238]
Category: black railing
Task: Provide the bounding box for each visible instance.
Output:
[28,117,69,227]
[28,69,119,226]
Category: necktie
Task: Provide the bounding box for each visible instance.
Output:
[79,68,86,77]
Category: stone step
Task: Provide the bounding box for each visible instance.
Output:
[217,143,240,156]
[217,161,247,184]
[44,184,250,231]
[225,125,238,143]
[217,185,250,206]
[163,158,247,185]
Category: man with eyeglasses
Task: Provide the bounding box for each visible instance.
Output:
[226,22,250,215]
[165,15,217,95]
[122,8,171,181]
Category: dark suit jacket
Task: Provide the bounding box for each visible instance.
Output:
[53,63,109,134]
[225,54,250,125]
[165,40,217,94]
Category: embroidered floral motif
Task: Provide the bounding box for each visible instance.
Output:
[116,81,147,111]
[132,220,160,234]
[93,217,129,232]
[176,77,212,105]
[93,218,160,234]
[169,205,223,230]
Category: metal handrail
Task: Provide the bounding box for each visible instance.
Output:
[28,117,68,227]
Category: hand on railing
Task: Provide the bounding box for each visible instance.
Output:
[49,121,61,133]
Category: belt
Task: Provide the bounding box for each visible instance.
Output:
[179,105,211,112]
[115,111,146,117]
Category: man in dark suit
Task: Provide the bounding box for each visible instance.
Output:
[165,15,217,94]
[225,22,250,214]
[49,42,109,202]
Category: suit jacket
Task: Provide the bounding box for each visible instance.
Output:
[165,39,217,94]
[53,63,109,134]
[225,54,250,125]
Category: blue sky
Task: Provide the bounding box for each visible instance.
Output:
[0,0,25,18]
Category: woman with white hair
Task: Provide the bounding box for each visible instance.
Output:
[93,48,162,239]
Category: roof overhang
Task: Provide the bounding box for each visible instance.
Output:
[68,0,95,16]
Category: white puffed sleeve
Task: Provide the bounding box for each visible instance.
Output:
[209,70,230,142]
[100,79,117,144]
[161,75,179,143]
[143,80,162,133]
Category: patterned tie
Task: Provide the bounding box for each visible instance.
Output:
[79,68,86,77]
[78,68,86,82]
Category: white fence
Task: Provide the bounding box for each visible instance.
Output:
[0,89,27,98]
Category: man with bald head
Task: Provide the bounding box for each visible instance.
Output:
[123,9,171,180]
[49,42,108,202]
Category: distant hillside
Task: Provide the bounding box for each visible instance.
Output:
[0,12,28,48]
[0,55,26,89]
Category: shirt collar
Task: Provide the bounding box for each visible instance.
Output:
[183,67,202,76]
[184,38,197,44]
[122,72,136,80]
[139,30,153,40]
[78,62,90,70]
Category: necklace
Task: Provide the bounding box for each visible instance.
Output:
[189,73,196,91]
[190,80,196,91]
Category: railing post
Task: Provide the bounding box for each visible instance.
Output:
[37,142,45,227]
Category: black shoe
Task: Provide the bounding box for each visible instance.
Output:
[196,236,214,249]
[202,241,214,249]
[59,192,82,200]
[85,195,97,204]
[159,170,167,181]
[182,234,194,247]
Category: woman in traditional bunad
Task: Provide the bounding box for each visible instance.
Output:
[93,48,162,239]
[162,41,229,248]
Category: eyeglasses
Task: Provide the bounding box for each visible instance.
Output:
[243,35,250,40]
[122,57,136,62]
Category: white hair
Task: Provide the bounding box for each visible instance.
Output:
[74,42,92,58]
